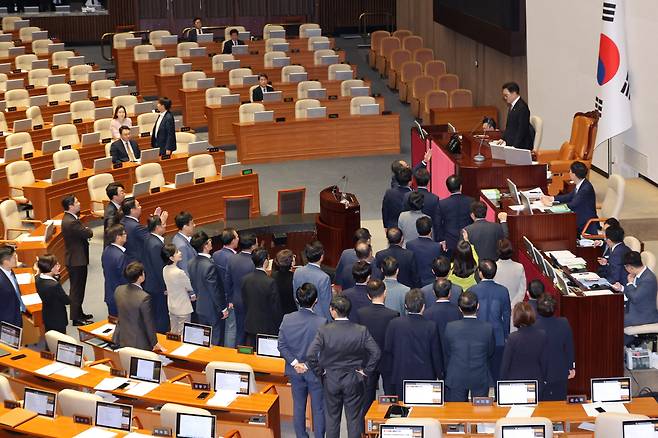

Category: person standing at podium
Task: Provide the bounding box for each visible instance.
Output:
[497,82,533,150]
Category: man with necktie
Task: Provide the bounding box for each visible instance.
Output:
[222,28,245,54]
[151,97,176,156]
[0,245,23,328]
[188,17,205,42]
[110,126,141,164]
[251,74,275,102]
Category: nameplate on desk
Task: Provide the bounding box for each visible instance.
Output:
[472,396,494,406]
[33,124,43,130]
[378,395,398,404]
[140,132,151,137]
[275,117,286,123]
[12,69,21,74]
[151,187,161,194]
[328,95,338,100]
[382,110,393,115]
[25,85,35,90]
[69,172,78,179]
[3,400,20,409]
[249,50,259,55]
[73,118,83,124]
[328,113,338,119]
[90,96,99,101]
[208,147,219,152]
[567,394,587,404]
[241,168,253,175]
[73,415,92,425]
[291,48,301,53]
[192,382,210,391]
[237,345,254,355]
[62,145,72,150]
[110,368,127,378]
[165,332,181,341]
[130,91,139,97]
[194,177,205,184]
[40,351,55,361]
[153,427,173,437]
[113,162,123,169]
[68,80,76,85]
[7,107,16,112]
[161,154,171,161]
[23,152,33,159]
[181,126,191,132]
[49,101,59,106]
[283,97,293,103]
[86,62,96,67]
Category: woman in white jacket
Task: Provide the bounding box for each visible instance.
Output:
[162,244,195,334]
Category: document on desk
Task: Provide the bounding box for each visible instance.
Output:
[91,323,116,336]
[54,365,87,379]
[158,354,173,366]
[521,187,544,200]
[15,273,34,285]
[94,377,129,391]
[94,391,119,403]
[124,381,159,396]
[582,402,628,417]
[20,293,42,306]
[170,343,200,357]
[582,289,614,297]
[73,427,117,438]
[206,389,239,407]
[506,405,535,418]
[35,362,66,376]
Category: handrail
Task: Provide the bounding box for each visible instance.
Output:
[181,25,228,40]
[358,12,394,40]
[100,30,151,62]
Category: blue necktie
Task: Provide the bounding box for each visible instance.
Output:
[9,271,25,312]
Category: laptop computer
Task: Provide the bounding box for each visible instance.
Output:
[95,106,114,119]
[591,377,632,403]
[124,37,142,47]
[50,167,69,184]
[5,78,23,91]
[220,162,243,178]
[30,30,48,41]
[305,28,322,38]
[269,30,286,39]
[182,322,212,347]
[334,70,353,81]
[147,50,166,61]
[65,56,85,67]
[174,63,192,74]
[271,42,289,52]
[29,95,48,108]
[312,41,330,51]
[41,139,61,154]
[23,388,57,418]
[231,44,248,55]
[188,47,207,57]
[272,57,290,67]
[496,380,538,406]
[3,146,22,163]
[140,148,160,163]
[8,47,25,57]
[0,322,22,350]
[160,35,179,45]
[81,132,101,146]
[350,86,369,97]
[48,74,66,86]
[95,401,133,432]
[403,380,444,406]
[256,334,281,357]
[195,33,213,44]
[253,111,274,122]
[238,31,251,41]
[305,107,326,119]
[88,70,107,82]
[187,140,209,156]
[262,91,282,102]
[176,412,216,438]
[131,181,151,197]
[69,90,88,102]
[219,94,240,106]
[306,88,327,100]
[48,43,65,54]
[52,112,72,126]
[133,101,155,115]
[288,72,308,83]
[31,59,49,70]
[320,55,339,65]
[359,103,380,115]
[93,157,112,172]
[12,119,32,133]
[174,171,195,188]
[221,59,240,71]
[242,75,258,85]
[109,86,130,98]
[195,78,215,89]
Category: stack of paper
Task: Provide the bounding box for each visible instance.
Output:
[73,427,117,438]
[572,272,611,288]
[206,390,239,407]
[521,187,544,200]
[94,377,129,391]
[90,323,116,337]
[170,343,199,357]
[481,189,500,200]
[506,405,535,418]
[549,204,571,213]
[546,251,587,269]
[578,238,597,247]
[35,362,87,378]
[15,273,34,285]
[20,293,42,307]
[124,381,159,396]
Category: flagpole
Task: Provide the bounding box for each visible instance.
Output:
[608,138,613,176]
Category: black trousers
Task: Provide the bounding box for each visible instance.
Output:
[541,380,568,401]
[67,265,88,321]
[323,371,366,438]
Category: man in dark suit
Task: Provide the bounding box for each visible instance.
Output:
[436,174,474,255]
[356,279,399,413]
[403,168,439,231]
[462,201,508,261]
[406,216,442,286]
[382,167,412,229]
[222,28,245,54]
[341,260,372,322]
[188,231,229,345]
[500,81,533,150]
[597,225,630,285]
[375,227,420,288]
[0,245,23,328]
[469,260,511,382]
[61,195,93,326]
[211,228,238,346]
[389,149,431,188]
[420,256,463,308]
[278,283,327,438]
[103,181,125,232]
[336,238,381,290]
[335,228,372,290]
[112,262,164,352]
[151,97,176,156]
[241,248,282,346]
[527,279,544,313]
[306,295,380,438]
[251,73,274,102]
[101,224,128,317]
[423,278,462,363]
[120,197,168,264]
[542,161,598,235]
[224,231,257,347]
[384,289,443,398]
[110,125,141,164]
[443,291,495,401]
[188,17,205,42]
[143,215,169,333]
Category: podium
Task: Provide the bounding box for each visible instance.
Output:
[315,186,360,267]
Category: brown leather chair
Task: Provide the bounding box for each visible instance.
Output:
[387,49,412,89]
[224,195,253,222]
[392,29,413,40]
[413,48,434,68]
[368,30,390,68]
[410,75,435,118]
[421,90,449,123]
[277,188,306,215]
[449,89,473,108]
[402,35,423,53]
[437,73,460,94]
[376,37,401,76]
[397,61,422,102]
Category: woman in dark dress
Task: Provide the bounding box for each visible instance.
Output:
[271,249,298,315]
[35,254,70,334]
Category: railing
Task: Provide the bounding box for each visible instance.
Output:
[100,30,151,62]
[358,11,394,42]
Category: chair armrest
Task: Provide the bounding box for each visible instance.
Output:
[548,160,574,174]
[167,372,193,384]
[536,149,561,163]
[6,227,30,233]
[259,384,277,395]
[20,220,42,224]
[581,218,605,240]
[224,430,241,438]
[86,358,115,368]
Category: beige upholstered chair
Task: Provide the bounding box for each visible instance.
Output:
[15,54,38,71]
[91,79,115,99]
[0,112,7,132]
[313,49,336,66]
[248,85,259,103]
[159,404,213,430]
[263,24,284,40]
[409,75,435,117]
[340,79,365,97]
[229,68,253,86]
[112,32,133,49]
[45,330,80,354]
[71,100,96,122]
[6,160,35,204]
[0,43,13,59]
[118,347,164,382]
[376,36,400,74]
[449,89,473,108]
[187,154,217,179]
[31,39,52,56]
[112,95,138,114]
[175,131,197,154]
[69,64,94,83]
[224,26,246,40]
[593,175,626,229]
[264,51,286,68]
[57,389,102,420]
[422,90,449,123]
[93,118,113,140]
[327,63,352,81]
[368,30,390,68]
[177,41,198,57]
[413,47,434,67]
[133,44,155,61]
[87,173,114,217]
[1,17,22,32]
[297,80,322,99]
[204,361,257,394]
[205,87,231,106]
[5,89,30,109]
[281,65,305,83]
[239,103,265,123]
[402,35,423,53]
[6,133,35,154]
[393,29,413,40]
[594,413,649,438]
[0,199,35,240]
[397,61,422,102]
[182,71,206,89]
[53,149,83,175]
[265,38,287,53]
[137,112,159,133]
[425,60,447,79]
[52,50,76,68]
[295,99,321,119]
[437,73,460,94]
[104,143,112,158]
[299,23,320,38]
[160,57,184,75]
[149,30,172,46]
[19,26,41,43]
[642,251,656,273]
[136,163,166,188]
[386,49,412,89]
[530,115,543,151]
[307,36,329,51]
[623,236,641,252]
[47,83,73,102]
[0,376,16,403]
[52,124,80,147]
[211,54,235,72]
[350,96,376,115]
[25,106,44,128]
[495,418,553,438]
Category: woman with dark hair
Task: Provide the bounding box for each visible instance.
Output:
[500,302,547,387]
[482,117,497,131]
[35,254,70,335]
[272,249,297,315]
[162,244,194,334]
[110,105,132,139]
[494,238,526,331]
[448,240,479,290]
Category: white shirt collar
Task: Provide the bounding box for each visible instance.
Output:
[65,211,78,220]
[111,243,126,252]
[334,317,349,321]
[177,232,191,242]
[575,179,585,191]
[510,95,520,109]
[257,267,267,273]
[111,200,121,209]
[126,215,139,222]
[407,312,422,315]
[150,233,164,243]
[198,253,211,258]
[224,246,237,253]
[464,315,477,319]
[39,274,56,281]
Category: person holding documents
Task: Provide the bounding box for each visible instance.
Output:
[110,126,141,164]
[251,74,274,102]
[491,82,533,150]
[222,28,245,54]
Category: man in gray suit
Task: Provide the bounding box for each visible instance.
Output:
[113,262,165,352]
[171,211,196,277]
[293,241,333,321]
[462,201,508,261]
[381,256,409,316]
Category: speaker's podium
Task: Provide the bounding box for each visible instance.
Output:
[316,186,360,267]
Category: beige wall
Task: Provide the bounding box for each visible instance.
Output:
[397,0,527,126]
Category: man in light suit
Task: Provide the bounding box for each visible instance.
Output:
[151,97,176,156]
[113,262,165,352]
[335,228,372,290]
[222,28,245,54]
[462,201,508,261]
[101,224,128,317]
[436,174,474,255]
[382,256,409,316]
[500,81,533,150]
[103,181,125,233]
[420,256,463,308]
[188,231,228,346]
[143,215,169,333]
[375,227,420,288]
[293,241,333,321]
[251,74,275,102]
[542,161,598,235]
[224,231,257,346]
[171,212,196,277]
[241,248,282,345]
[468,259,511,382]
[211,228,238,346]
[407,216,442,286]
[306,295,380,438]
[0,245,23,328]
[278,283,327,438]
[443,291,495,401]
[597,225,630,285]
[341,260,372,322]
[109,125,141,164]
[382,167,412,229]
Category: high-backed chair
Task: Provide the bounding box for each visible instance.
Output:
[112,32,133,49]
[26,106,44,128]
[623,236,641,252]
[0,73,8,93]
[133,44,155,61]
[6,133,35,154]
[530,115,543,151]
[187,154,217,179]
[264,51,287,68]
[2,16,22,32]
[118,347,164,382]
[53,149,83,175]
[594,412,649,438]
[175,131,197,154]
[0,112,7,133]
[136,163,166,188]
[224,196,253,221]
[28,68,52,88]
[265,38,287,53]
[160,57,183,75]
[71,100,96,122]
[57,389,103,420]
[340,79,365,97]
[69,64,94,83]
[281,65,305,83]
[159,403,213,431]
[229,68,253,86]
[137,112,159,133]
[205,87,231,106]
[278,188,305,215]
[437,73,460,94]
[495,417,553,438]
[19,26,41,43]
[376,36,401,74]
[295,99,321,119]
[224,26,246,40]
[297,80,322,99]
[177,41,198,57]
[32,39,52,56]
[350,96,377,115]
[51,50,76,68]
[91,79,115,99]
[47,83,72,102]
[413,47,434,68]
[5,89,30,109]
[0,43,13,59]
[94,118,113,140]
[211,54,235,72]
[384,418,442,437]
[0,199,35,240]
[204,360,258,392]
[87,173,114,217]
[387,49,412,89]
[149,30,172,46]
[409,75,435,118]
[425,60,447,79]
[182,71,206,89]
[0,376,16,403]
[104,143,112,158]
[402,35,423,53]
[6,160,35,206]
[392,29,413,40]
[642,251,656,272]
[307,36,329,51]
[299,23,320,38]
[449,89,473,108]
[112,95,138,114]
[313,49,336,66]
[15,54,38,71]
[327,63,352,81]
[581,174,626,239]
[263,24,284,39]
[368,30,390,68]
[52,124,80,147]
[397,61,422,102]
[45,330,80,354]
[238,103,265,123]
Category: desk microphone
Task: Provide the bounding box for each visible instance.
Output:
[469,117,487,163]
[340,176,350,208]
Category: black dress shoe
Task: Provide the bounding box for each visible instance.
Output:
[72,319,92,326]
[81,313,94,320]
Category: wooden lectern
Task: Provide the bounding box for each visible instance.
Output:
[316,186,360,267]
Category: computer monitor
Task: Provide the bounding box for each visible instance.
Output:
[0,322,22,349]
[23,388,56,418]
[128,356,162,383]
[220,162,243,178]
[176,412,217,438]
[43,221,55,243]
[402,380,444,406]
[139,148,160,163]
[532,248,549,278]
[501,424,547,438]
[591,377,631,403]
[519,192,533,215]
[55,340,83,368]
[182,322,212,347]
[555,272,570,296]
[379,424,424,438]
[622,419,658,438]
[256,334,280,357]
[131,181,151,198]
[174,171,194,188]
[95,401,133,431]
[507,178,520,205]
[51,167,69,184]
[496,380,538,406]
[522,236,534,258]
[213,369,250,394]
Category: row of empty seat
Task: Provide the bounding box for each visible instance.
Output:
[4,51,81,70]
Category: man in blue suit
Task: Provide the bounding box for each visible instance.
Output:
[120,197,168,263]
[143,216,169,333]
[293,241,333,321]
[0,245,23,328]
[389,151,430,188]
[212,228,238,346]
[224,232,257,347]
[406,216,442,286]
[101,224,128,317]
[188,231,228,345]
[435,174,473,255]
[542,161,598,235]
[444,291,495,401]
[278,283,327,438]
[423,278,462,363]
[335,228,372,290]
[468,259,511,382]
[421,256,463,308]
[375,227,420,288]
[597,226,630,285]
[382,166,412,229]
[171,212,196,277]
[341,261,372,322]
[335,240,381,291]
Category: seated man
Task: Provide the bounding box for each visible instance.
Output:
[222,28,245,54]
[110,125,141,164]
[597,226,630,285]
[251,73,274,102]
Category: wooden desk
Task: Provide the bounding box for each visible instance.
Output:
[429,105,499,132]
[0,80,94,100]
[155,73,183,110]
[233,50,347,73]
[133,58,161,96]
[205,94,380,146]
[226,79,353,104]
[233,114,400,164]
